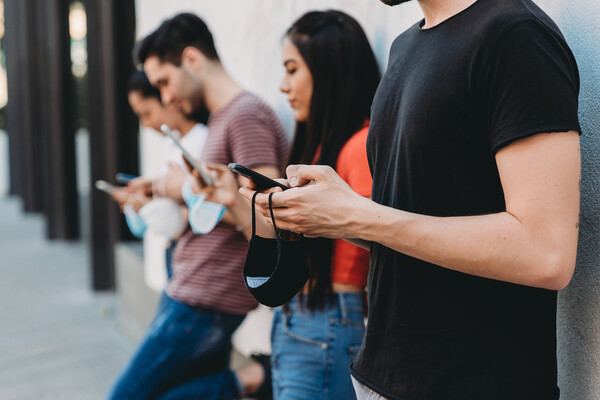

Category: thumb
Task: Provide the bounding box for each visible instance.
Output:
[205,162,229,174]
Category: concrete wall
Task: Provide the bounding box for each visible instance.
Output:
[0,130,8,196]
[134,0,600,394]
[542,0,600,398]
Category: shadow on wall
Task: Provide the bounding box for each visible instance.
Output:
[0,130,7,196]
[555,1,600,399]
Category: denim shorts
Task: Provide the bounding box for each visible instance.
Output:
[271,292,365,400]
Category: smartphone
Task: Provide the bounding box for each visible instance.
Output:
[115,173,137,184]
[95,180,120,194]
[160,124,214,186]
[228,163,289,191]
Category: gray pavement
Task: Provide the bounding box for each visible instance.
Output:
[0,196,134,399]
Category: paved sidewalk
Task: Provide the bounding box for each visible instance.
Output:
[0,196,134,399]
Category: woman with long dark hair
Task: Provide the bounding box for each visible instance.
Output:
[196,9,380,399]
[270,10,380,400]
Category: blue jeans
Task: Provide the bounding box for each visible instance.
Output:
[107,294,245,400]
[165,240,177,281]
[271,292,366,400]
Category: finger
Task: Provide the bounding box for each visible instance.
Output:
[285,164,302,187]
[295,164,331,187]
[204,162,229,173]
[287,164,327,187]
[253,190,287,210]
[274,177,290,186]
[191,169,207,189]
[126,177,149,192]
[125,181,140,192]
[181,155,194,173]
[239,187,256,201]
[261,210,300,233]
[246,178,257,190]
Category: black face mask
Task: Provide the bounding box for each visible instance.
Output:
[242,192,310,307]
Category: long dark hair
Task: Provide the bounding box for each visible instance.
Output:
[285,10,380,311]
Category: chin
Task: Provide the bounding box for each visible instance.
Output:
[295,111,309,123]
[380,0,412,5]
[181,105,194,117]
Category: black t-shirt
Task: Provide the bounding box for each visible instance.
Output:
[350,0,580,399]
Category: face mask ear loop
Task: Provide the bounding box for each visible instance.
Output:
[251,191,259,237]
[268,193,279,237]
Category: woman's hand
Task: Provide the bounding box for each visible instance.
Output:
[127,191,152,213]
[110,187,131,210]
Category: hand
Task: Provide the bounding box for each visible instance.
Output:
[160,162,187,199]
[110,187,132,210]
[186,163,241,207]
[126,176,153,196]
[203,163,241,207]
[239,164,368,238]
[127,191,151,213]
[182,155,211,190]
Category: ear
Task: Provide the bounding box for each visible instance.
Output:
[181,46,205,71]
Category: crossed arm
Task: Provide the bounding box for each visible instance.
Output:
[240,131,581,290]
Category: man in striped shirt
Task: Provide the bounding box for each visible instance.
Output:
[108,13,287,400]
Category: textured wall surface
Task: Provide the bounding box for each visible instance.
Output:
[539,0,600,398]
[135,1,600,395]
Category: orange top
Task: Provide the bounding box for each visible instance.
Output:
[331,125,372,287]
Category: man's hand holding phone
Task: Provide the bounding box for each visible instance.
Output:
[239,164,368,239]
[181,156,231,206]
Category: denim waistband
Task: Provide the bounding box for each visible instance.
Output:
[285,291,364,315]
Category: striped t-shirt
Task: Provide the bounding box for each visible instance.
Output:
[167,92,288,315]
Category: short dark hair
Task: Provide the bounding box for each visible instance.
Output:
[126,70,161,100]
[134,13,219,67]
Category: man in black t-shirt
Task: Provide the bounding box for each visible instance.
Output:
[242,0,581,398]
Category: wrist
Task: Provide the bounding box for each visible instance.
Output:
[229,193,251,229]
[347,195,383,242]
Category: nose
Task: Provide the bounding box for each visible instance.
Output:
[161,90,175,106]
[279,76,289,94]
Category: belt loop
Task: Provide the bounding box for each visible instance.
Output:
[338,293,348,325]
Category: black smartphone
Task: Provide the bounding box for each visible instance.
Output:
[228,163,289,191]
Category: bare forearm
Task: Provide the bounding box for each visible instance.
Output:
[351,199,577,290]
[226,192,274,240]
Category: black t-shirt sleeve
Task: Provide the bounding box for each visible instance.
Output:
[483,19,581,153]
